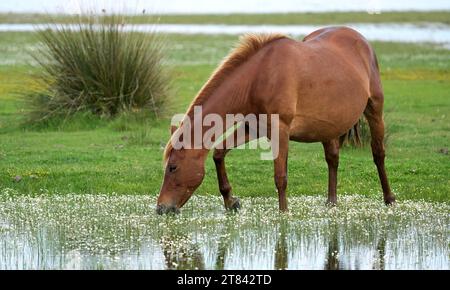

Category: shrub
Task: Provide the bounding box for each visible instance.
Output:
[340,116,390,148]
[27,12,170,123]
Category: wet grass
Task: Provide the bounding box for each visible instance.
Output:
[0,190,448,269]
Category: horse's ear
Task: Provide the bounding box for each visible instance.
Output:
[170,125,178,136]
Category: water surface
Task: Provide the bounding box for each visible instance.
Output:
[0,189,448,270]
[1,23,449,48]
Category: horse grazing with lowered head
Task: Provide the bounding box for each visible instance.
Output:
[157,27,396,214]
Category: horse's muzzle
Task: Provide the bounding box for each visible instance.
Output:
[156,204,180,215]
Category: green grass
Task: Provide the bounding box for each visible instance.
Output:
[1,11,450,25]
[0,31,449,203]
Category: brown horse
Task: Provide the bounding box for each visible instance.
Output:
[156,27,396,214]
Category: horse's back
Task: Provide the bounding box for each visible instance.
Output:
[288,27,378,142]
[303,26,375,75]
[303,26,370,49]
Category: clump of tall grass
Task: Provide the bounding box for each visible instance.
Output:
[340,117,367,148]
[340,116,390,148]
[28,12,170,123]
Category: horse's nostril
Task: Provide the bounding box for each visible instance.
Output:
[156,204,180,215]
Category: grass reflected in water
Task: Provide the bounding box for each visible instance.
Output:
[0,189,448,270]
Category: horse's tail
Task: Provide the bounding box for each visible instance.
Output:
[339,119,362,147]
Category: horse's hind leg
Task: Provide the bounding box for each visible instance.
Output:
[322,139,340,205]
[213,125,253,210]
[364,97,396,205]
[273,123,290,212]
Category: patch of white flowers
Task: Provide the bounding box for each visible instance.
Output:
[0,188,448,270]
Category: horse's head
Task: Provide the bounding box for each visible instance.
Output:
[156,126,207,214]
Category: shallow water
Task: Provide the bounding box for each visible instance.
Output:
[0,189,448,270]
[1,23,450,48]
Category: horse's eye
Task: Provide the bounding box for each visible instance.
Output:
[168,164,177,173]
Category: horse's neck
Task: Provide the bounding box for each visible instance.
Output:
[184,76,250,146]
[192,82,248,117]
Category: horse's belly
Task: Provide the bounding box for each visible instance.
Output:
[288,116,347,142]
[290,77,369,142]
[289,102,365,143]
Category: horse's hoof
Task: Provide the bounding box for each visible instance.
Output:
[325,199,337,207]
[225,197,241,211]
[384,195,396,206]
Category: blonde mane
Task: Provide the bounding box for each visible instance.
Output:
[163,33,288,162]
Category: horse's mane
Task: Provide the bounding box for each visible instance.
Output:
[163,33,288,162]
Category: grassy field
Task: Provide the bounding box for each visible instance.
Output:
[0,11,450,25]
[0,29,449,203]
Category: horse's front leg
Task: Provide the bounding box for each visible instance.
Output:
[213,125,252,210]
[213,148,240,210]
[273,125,290,212]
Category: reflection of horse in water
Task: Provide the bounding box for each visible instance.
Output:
[372,235,387,270]
[215,231,228,270]
[324,225,340,270]
[323,225,388,270]
[215,219,290,270]
[160,234,205,270]
[159,225,231,270]
[159,223,389,270]
[275,220,288,270]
